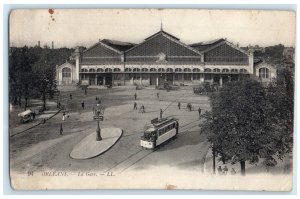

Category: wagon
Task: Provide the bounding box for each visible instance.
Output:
[18,109,35,123]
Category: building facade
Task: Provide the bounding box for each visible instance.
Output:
[57,29,274,88]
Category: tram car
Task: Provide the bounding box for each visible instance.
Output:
[141,117,179,149]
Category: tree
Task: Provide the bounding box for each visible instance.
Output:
[264,68,294,162]
[32,47,58,110]
[9,46,36,109]
[201,79,290,176]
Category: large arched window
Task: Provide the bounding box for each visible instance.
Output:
[97,68,104,72]
[125,68,132,72]
[193,68,200,72]
[133,68,140,72]
[89,68,95,72]
[175,68,182,72]
[231,69,238,73]
[166,68,173,72]
[222,68,230,73]
[81,68,88,72]
[204,68,212,72]
[213,68,220,73]
[150,68,157,72]
[62,67,71,78]
[105,68,112,72]
[142,68,148,72]
[240,69,248,74]
[259,68,269,79]
[113,68,121,72]
[158,68,165,72]
[184,68,191,72]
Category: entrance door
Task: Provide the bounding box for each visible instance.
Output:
[97,76,103,85]
[150,74,157,85]
[105,73,112,85]
[213,75,220,85]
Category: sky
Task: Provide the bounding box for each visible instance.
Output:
[9,9,296,48]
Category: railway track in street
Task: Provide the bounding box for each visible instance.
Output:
[104,118,202,175]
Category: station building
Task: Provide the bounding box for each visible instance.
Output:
[56,28,276,88]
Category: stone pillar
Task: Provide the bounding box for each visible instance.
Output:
[200,74,204,83]
[140,74,142,85]
[103,77,106,85]
[248,50,254,74]
[74,47,80,83]
[172,74,175,85]
[220,76,223,87]
[191,73,193,82]
[156,75,159,86]
[95,75,97,85]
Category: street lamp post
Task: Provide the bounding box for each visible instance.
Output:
[96,109,102,141]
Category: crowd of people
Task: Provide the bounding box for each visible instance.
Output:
[132,92,202,118]
[217,165,237,175]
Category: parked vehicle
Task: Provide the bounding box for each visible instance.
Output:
[18,109,35,123]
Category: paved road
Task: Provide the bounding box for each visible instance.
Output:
[10,87,210,175]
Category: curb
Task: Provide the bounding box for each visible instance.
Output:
[10,109,62,138]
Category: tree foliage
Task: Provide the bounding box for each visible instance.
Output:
[201,77,294,175]
[9,46,73,109]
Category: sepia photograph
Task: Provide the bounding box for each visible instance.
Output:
[8,8,295,191]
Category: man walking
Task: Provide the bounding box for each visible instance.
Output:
[198,107,201,118]
[157,92,159,99]
[160,109,163,119]
[134,93,137,100]
[62,112,66,121]
[133,102,137,110]
[70,94,72,100]
[223,166,229,175]
[81,101,85,109]
[141,104,145,113]
[178,102,181,110]
[217,166,223,175]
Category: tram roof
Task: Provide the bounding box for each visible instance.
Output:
[145,117,177,131]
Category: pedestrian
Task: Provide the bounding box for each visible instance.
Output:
[231,168,236,175]
[70,94,72,100]
[198,107,201,118]
[58,101,61,109]
[85,89,87,95]
[32,112,36,120]
[223,166,229,175]
[60,123,63,135]
[134,93,137,100]
[178,102,181,110]
[160,108,163,119]
[133,102,137,110]
[189,103,192,111]
[96,96,98,101]
[81,101,85,109]
[62,112,66,121]
[141,104,145,113]
[217,166,223,175]
[157,92,159,99]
